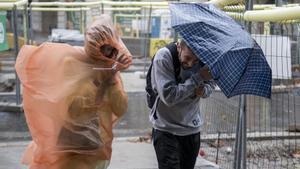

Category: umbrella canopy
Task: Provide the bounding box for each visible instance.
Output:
[169,3,272,98]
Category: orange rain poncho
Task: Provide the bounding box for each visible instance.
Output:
[15,15,132,169]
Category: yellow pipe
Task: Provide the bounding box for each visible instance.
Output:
[102,1,168,6]
[0,0,18,2]
[102,7,141,11]
[15,6,90,11]
[223,3,299,12]
[0,0,27,9]
[31,1,169,7]
[13,0,26,6]
[225,8,300,23]
[114,14,166,18]
[223,4,274,12]
[280,19,300,23]
[31,1,101,7]
[143,6,169,9]
[28,7,90,12]
[208,0,243,8]
[244,6,300,22]
[225,12,244,20]
[27,7,141,12]
[115,14,143,17]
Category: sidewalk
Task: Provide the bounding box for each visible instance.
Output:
[0,138,219,169]
[109,138,220,169]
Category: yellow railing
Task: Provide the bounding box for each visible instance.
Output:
[0,0,26,9]
[244,6,300,22]
[0,0,299,37]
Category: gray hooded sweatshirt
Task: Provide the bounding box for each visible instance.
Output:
[150,47,214,136]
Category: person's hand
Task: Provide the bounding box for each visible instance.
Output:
[195,85,205,97]
[199,65,213,81]
[114,54,132,71]
[100,53,131,85]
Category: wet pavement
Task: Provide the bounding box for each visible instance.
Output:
[0,139,220,169]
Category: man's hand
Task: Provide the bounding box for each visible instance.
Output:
[96,53,132,86]
[195,85,205,97]
[199,65,213,81]
[114,54,132,71]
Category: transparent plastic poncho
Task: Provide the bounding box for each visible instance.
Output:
[15,15,132,169]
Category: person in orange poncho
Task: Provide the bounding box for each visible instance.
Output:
[15,14,132,169]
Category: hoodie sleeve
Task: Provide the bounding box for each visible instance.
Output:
[152,49,204,107]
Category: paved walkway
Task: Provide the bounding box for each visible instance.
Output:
[0,138,219,169]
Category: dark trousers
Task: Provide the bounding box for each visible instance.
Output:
[152,128,200,169]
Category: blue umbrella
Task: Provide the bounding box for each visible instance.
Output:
[169,3,272,98]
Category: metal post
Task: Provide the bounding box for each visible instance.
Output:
[23,4,29,44]
[146,5,152,52]
[233,114,239,169]
[174,30,178,42]
[241,95,247,169]
[79,8,85,34]
[297,24,300,65]
[274,0,283,35]
[143,5,152,76]
[234,94,247,169]
[233,0,253,168]
[28,0,33,45]
[245,0,253,32]
[276,0,287,6]
[215,131,221,164]
[12,5,21,105]
[242,0,253,168]
[173,0,180,42]
[101,2,104,14]
[234,97,243,169]
[275,0,283,7]
[136,13,139,38]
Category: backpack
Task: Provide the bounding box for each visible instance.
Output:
[145,42,181,109]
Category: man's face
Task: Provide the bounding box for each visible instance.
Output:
[100,44,118,59]
[178,46,199,70]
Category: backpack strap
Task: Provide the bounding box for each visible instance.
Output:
[165,42,181,83]
[148,42,181,120]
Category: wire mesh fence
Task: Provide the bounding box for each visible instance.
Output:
[199,5,300,168]
[245,22,300,169]
[200,91,239,168]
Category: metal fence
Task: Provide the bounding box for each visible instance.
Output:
[199,2,300,168]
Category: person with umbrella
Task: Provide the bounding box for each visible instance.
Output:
[150,2,272,169]
[150,38,214,169]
